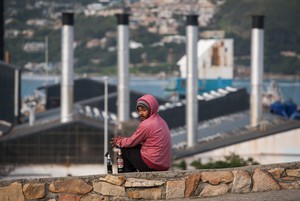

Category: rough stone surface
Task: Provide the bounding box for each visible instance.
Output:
[279,181,300,189]
[99,175,126,186]
[201,171,233,185]
[268,168,284,179]
[49,178,92,194]
[200,183,229,198]
[0,182,25,201]
[232,170,251,193]
[286,169,300,177]
[81,194,109,201]
[185,173,201,198]
[23,183,45,200]
[252,169,280,192]
[93,181,125,197]
[166,179,185,199]
[0,162,299,200]
[127,188,162,200]
[124,178,164,187]
[281,176,296,181]
[58,193,81,201]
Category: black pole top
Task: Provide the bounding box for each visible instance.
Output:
[62,13,74,26]
[116,13,130,25]
[252,15,265,29]
[186,15,198,26]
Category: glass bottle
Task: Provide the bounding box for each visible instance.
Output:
[105,152,112,174]
[117,149,124,173]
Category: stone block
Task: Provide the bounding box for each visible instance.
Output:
[23,183,45,200]
[279,181,300,189]
[268,168,284,179]
[232,170,251,193]
[166,179,185,199]
[0,182,24,201]
[281,176,297,181]
[99,175,126,186]
[286,169,300,177]
[185,173,201,198]
[81,193,110,201]
[127,188,162,200]
[49,178,92,194]
[93,181,125,197]
[59,193,81,201]
[252,169,280,192]
[201,171,233,185]
[124,178,164,187]
[200,183,228,198]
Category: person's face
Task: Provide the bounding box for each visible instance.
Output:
[137,106,149,121]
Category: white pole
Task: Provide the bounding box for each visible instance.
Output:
[116,13,130,130]
[61,13,74,123]
[186,14,198,148]
[104,76,108,173]
[250,15,264,127]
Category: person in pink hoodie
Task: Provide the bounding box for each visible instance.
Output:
[111,94,171,172]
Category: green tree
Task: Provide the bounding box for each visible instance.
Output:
[187,153,259,170]
[131,26,162,46]
[210,0,300,75]
[173,160,187,170]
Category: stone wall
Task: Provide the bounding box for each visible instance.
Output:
[0,162,299,201]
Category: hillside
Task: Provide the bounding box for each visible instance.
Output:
[4,0,300,75]
[212,0,300,75]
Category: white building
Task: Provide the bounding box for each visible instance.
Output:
[23,42,45,53]
[184,128,300,167]
[177,39,234,80]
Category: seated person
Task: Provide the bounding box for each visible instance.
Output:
[111,94,171,172]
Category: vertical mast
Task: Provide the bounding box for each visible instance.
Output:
[116,13,130,130]
[250,15,265,127]
[61,12,74,123]
[186,14,198,147]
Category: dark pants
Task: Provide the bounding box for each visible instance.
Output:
[121,146,154,172]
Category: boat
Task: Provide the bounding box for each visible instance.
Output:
[262,80,283,108]
[269,98,300,120]
[263,80,300,120]
[164,38,234,100]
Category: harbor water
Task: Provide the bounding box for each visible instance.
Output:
[21,75,300,106]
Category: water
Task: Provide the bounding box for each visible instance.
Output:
[106,77,169,99]
[233,79,300,106]
[21,75,300,106]
[21,75,58,99]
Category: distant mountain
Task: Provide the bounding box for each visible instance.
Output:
[5,0,300,75]
[4,0,184,75]
[211,0,300,75]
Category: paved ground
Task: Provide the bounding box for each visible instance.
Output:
[168,189,300,201]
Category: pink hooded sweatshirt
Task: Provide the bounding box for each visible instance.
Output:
[115,94,171,171]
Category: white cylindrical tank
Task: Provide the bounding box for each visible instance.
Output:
[186,15,199,147]
[61,13,74,123]
[116,13,130,129]
[250,15,265,127]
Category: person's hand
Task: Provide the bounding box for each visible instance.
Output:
[110,137,120,147]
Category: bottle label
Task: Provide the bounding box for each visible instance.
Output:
[117,158,124,168]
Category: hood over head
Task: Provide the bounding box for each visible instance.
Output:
[136,94,159,117]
